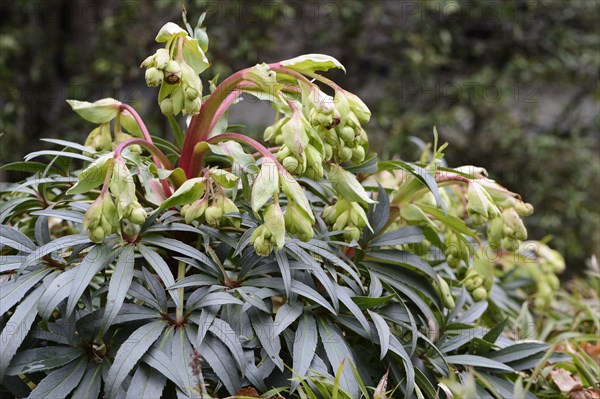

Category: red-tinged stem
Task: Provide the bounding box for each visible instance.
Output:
[120,104,154,145]
[115,138,174,170]
[181,63,314,176]
[114,138,179,194]
[180,70,250,175]
[206,132,283,169]
[119,104,172,195]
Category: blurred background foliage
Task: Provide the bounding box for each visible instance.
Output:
[0,0,598,271]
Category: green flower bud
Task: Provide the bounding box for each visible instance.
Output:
[160,98,174,115]
[304,145,323,180]
[90,226,105,244]
[323,144,333,161]
[487,217,504,250]
[472,287,487,301]
[333,210,350,231]
[343,225,361,242]
[325,129,338,145]
[220,196,241,228]
[183,97,201,115]
[351,146,365,163]
[502,237,520,251]
[129,206,147,225]
[263,202,286,250]
[514,201,534,217]
[339,126,355,143]
[205,204,223,227]
[285,201,314,242]
[145,67,164,87]
[253,232,274,257]
[282,156,300,174]
[84,123,112,152]
[123,222,141,238]
[502,208,527,240]
[338,147,353,162]
[154,49,170,70]
[184,199,208,224]
[164,61,182,85]
[437,276,456,310]
[185,86,199,100]
[140,55,155,69]
[547,274,560,290]
[357,129,368,145]
[316,112,333,127]
[322,205,337,225]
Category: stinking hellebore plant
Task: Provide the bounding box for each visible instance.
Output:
[0,10,568,399]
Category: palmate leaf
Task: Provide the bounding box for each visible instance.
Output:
[209,318,246,373]
[105,320,167,399]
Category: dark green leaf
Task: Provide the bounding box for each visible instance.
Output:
[66,245,115,317]
[200,335,242,395]
[249,307,283,370]
[25,358,87,399]
[317,317,359,397]
[71,362,102,399]
[292,313,318,389]
[445,355,515,372]
[105,320,167,399]
[209,318,245,373]
[368,310,390,359]
[0,285,44,379]
[273,302,304,336]
[1,267,51,316]
[20,234,91,274]
[142,237,219,275]
[101,246,135,332]
[488,343,550,364]
[7,346,82,375]
[0,225,36,252]
[139,244,179,307]
[127,364,167,399]
[369,226,424,247]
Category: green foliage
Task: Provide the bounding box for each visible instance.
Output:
[0,10,573,399]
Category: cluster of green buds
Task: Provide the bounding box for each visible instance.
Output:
[83,193,119,244]
[499,241,565,308]
[264,87,371,182]
[285,200,314,241]
[109,158,147,236]
[319,91,369,164]
[463,247,495,301]
[141,22,209,116]
[444,231,470,268]
[322,199,369,242]
[178,169,241,228]
[467,181,501,225]
[250,203,286,256]
[487,208,529,251]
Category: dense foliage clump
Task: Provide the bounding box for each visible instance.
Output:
[0,12,572,398]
